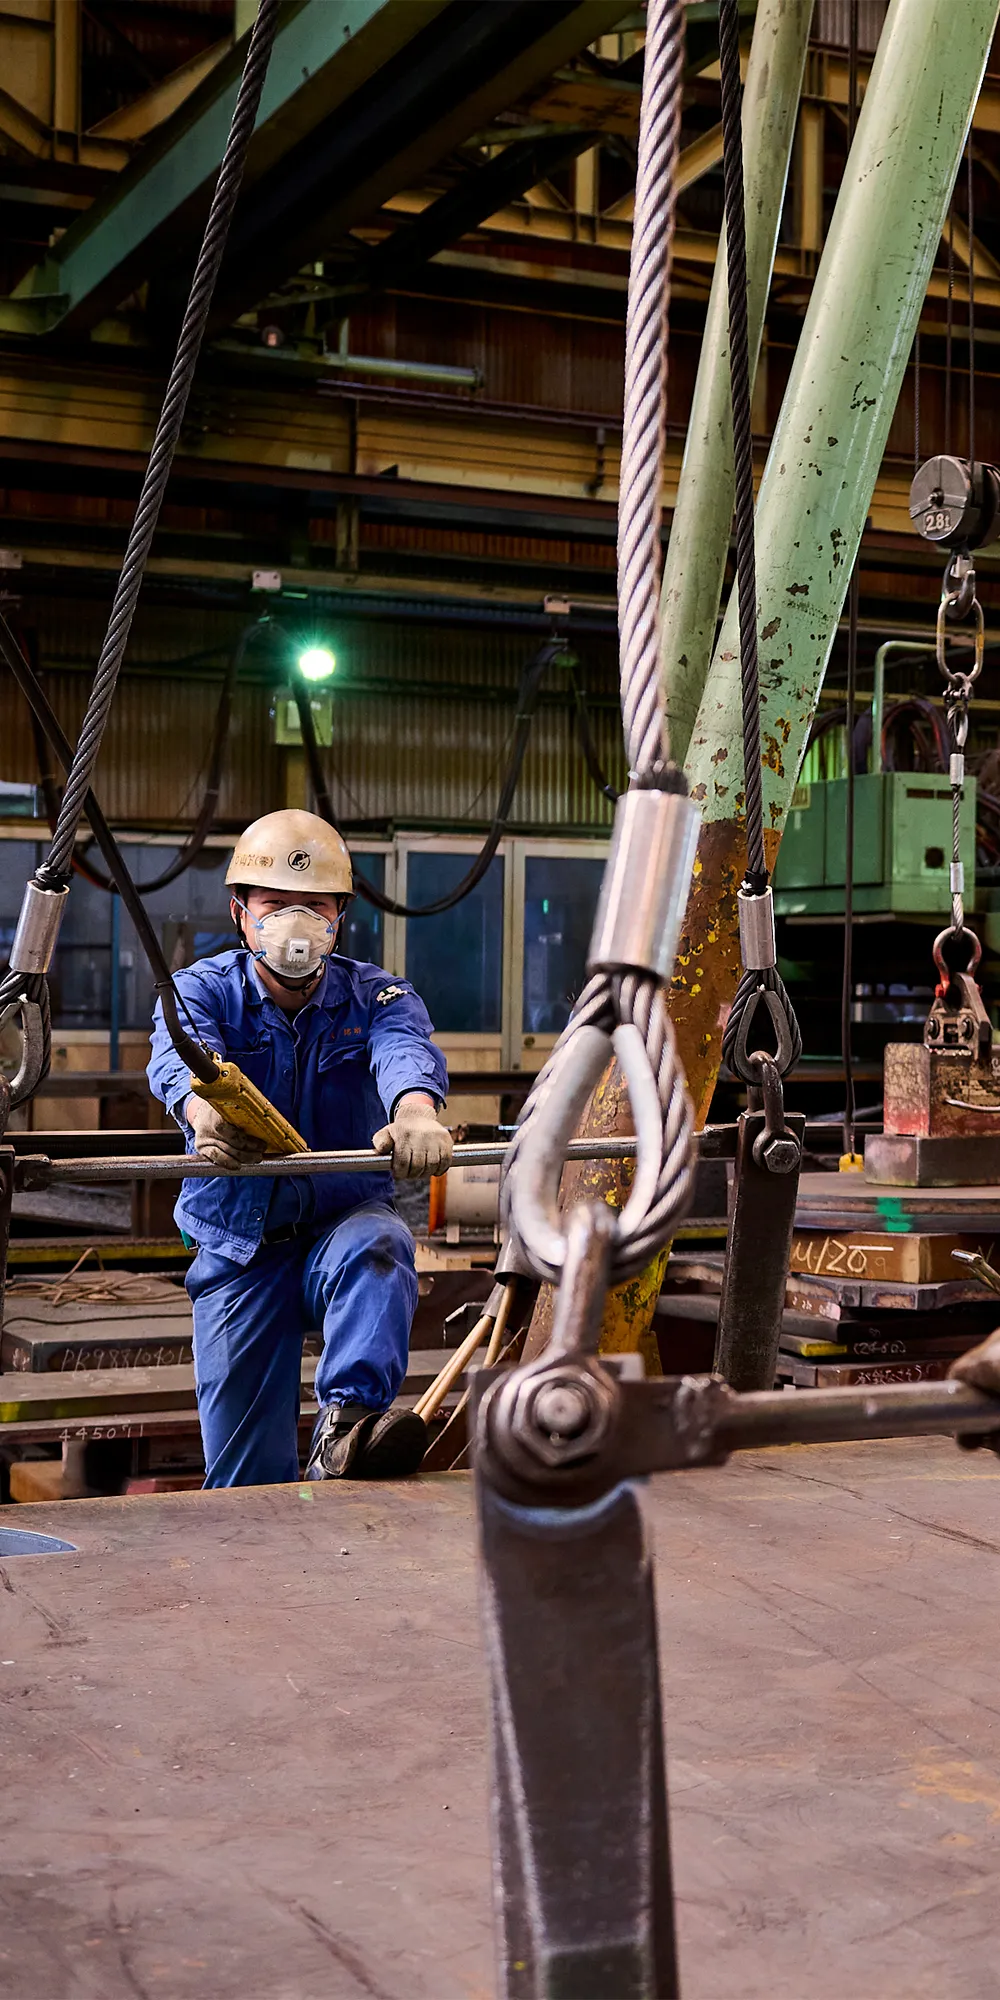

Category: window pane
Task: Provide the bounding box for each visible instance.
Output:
[523,855,606,1035]
[404,851,504,1033]
[344,852,385,965]
[116,845,234,1030]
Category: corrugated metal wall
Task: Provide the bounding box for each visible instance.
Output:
[0,598,622,832]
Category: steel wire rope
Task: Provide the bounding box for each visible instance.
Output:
[503,0,697,1288]
[0,614,218,1081]
[51,619,267,897]
[34,0,280,894]
[0,0,280,1096]
[716,0,802,1086]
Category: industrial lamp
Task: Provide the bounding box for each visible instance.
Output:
[297,644,336,682]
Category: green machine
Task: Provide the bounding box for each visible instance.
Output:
[773,639,978,919]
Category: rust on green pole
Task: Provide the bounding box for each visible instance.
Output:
[524,0,1000,1363]
[660,0,814,768]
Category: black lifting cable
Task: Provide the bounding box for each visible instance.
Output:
[0,0,281,1083]
[839,0,862,1168]
[32,618,268,898]
[293,638,563,917]
[0,614,217,1084]
[717,0,766,897]
[717,0,801,1082]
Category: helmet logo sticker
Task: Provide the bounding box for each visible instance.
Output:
[287,849,311,872]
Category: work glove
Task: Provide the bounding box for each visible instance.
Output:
[372,1096,453,1179]
[949,1332,1000,1458]
[184,1095,267,1170]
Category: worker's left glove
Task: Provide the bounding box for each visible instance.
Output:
[372,1097,453,1179]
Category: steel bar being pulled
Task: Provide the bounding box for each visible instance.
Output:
[15,1137,643,1186]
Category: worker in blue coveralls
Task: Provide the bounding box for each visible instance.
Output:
[147,809,452,1487]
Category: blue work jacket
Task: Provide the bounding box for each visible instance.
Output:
[147,948,448,1265]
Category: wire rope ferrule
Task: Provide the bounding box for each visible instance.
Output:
[588,788,700,980]
[737,883,777,971]
[9,880,68,975]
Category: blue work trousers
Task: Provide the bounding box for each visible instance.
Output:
[185,1201,418,1487]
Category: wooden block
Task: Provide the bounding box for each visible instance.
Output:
[9,1459,66,1503]
[789,1230,1000,1285]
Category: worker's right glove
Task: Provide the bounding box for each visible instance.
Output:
[184,1094,267,1170]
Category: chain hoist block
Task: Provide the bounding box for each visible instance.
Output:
[909,455,1000,553]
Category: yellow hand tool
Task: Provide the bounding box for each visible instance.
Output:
[189,1053,308,1155]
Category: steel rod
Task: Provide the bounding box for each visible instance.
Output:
[20,1136,641,1185]
[718,1377,1000,1450]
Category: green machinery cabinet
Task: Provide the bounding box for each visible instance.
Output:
[772,771,977,918]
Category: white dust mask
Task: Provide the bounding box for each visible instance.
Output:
[245,904,338,981]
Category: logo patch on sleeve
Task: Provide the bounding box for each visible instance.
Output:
[375,984,406,1007]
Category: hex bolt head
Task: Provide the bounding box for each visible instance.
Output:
[753,1132,801,1175]
[533,1382,592,1439]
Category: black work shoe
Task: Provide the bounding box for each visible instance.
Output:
[305,1401,375,1480]
[356,1409,428,1479]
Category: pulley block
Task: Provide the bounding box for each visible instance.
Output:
[909,455,1000,552]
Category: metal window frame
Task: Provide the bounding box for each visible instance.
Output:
[509,836,610,1074]
[395,833,508,1066]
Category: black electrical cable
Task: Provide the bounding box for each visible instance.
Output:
[0,616,216,1083]
[718,0,766,893]
[294,639,561,917]
[968,140,976,466]
[33,0,280,897]
[72,618,268,896]
[568,662,621,803]
[945,204,955,456]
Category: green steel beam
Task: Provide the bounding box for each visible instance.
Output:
[11,0,636,340]
[683,0,1000,846]
[13,0,421,330]
[660,0,812,768]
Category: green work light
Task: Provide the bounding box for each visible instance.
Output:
[297,644,336,682]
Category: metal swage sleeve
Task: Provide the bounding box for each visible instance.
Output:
[37,0,281,890]
[617,0,685,785]
[718,0,765,888]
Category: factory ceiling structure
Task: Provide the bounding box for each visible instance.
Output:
[0,0,996,631]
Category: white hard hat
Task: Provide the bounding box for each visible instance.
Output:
[226,810,353,896]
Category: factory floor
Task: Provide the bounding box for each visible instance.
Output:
[1,1440,998,1999]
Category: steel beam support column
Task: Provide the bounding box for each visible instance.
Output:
[674,0,999,1122]
[658,0,813,767]
[523,0,997,1366]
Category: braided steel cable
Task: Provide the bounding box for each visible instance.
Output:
[37,0,281,891]
[502,0,697,1289]
[718,0,765,888]
[717,0,801,1086]
[503,971,695,1287]
[617,0,685,785]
